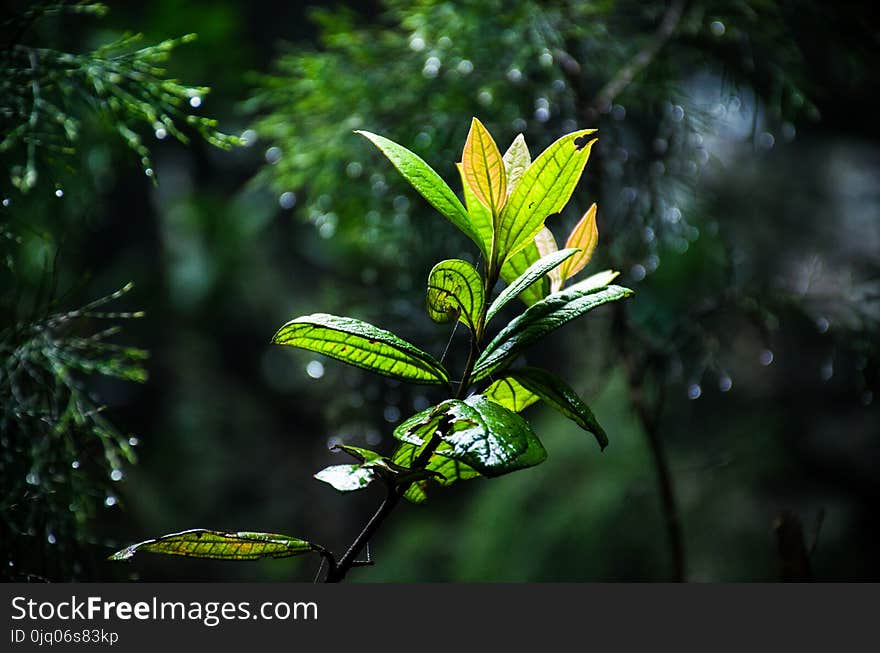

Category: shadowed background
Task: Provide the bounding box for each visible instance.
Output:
[2,0,878,582]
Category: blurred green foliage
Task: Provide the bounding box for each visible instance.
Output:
[2,0,878,581]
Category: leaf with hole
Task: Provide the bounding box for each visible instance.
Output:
[272,313,450,386]
[473,284,633,381]
[356,130,486,257]
[109,529,318,561]
[426,259,484,332]
[494,129,597,266]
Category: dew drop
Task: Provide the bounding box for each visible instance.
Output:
[719,375,733,392]
[55,188,64,198]
[128,436,139,447]
[47,533,56,545]
[457,59,473,75]
[710,20,726,36]
[759,349,774,366]
[687,383,702,400]
[71,460,80,470]
[279,191,296,209]
[2,198,10,207]
[630,264,646,281]
[155,127,167,140]
[306,360,325,379]
[25,472,39,486]
[110,468,124,482]
[265,146,282,165]
[816,317,829,333]
[189,95,202,108]
[104,495,117,508]
[383,405,402,423]
[240,129,257,146]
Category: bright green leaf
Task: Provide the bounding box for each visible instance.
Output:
[392,441,480,504]
[502,133,531,196]
[461,117,507,217]
[356,130,484,255]
[484,375,540,412]
[498,367,609,450]
[314,464,377,492]
[109,529,317,561]
[486,248,578,323]
[559,203,599,286]
[426,259,484,332]
[499,240,546,307]
[473,284,633,381]
[495,129,597,266]
[272,313,450,386]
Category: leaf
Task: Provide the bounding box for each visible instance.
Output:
[393,397,533,477]
[473,284,633,381]
[497,367,609,450]
[356,130,484,255]
[314,464,377,492]
[484,375,540,412]
[534,227,563,292]
[486,248,579,324]
[272,313,450,386]
[109,529,316,561]
[461,117,507,217]
[559,203,599,286]
[502,133,531,196]
[566,269,620,293]
[499,242,544,307]
[330,444,385,466]
[426,259,484,332]
[392,442,480,504]
[495,129,597,266]
[456,162,494,258]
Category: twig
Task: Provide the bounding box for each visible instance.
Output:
[592,0,686,112]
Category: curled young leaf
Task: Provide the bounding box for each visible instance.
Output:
[272,313,450,386]
[461,117,507,217]
[426,259,484,332]
[559,203,599,286]
[109,529,317,561]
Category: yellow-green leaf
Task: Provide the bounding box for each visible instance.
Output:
[559,203,599,285]
[461,117,507,217]
[495,129,597,267]
[272,313,450,386]
[485,376,540,412]
[456,162,494,257]
[109,529,317,561]
[502,133,531,196]
[426,259,484,332]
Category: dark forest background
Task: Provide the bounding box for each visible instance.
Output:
[2,0,878,582]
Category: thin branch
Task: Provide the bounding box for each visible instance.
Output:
[592,0,686,112]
